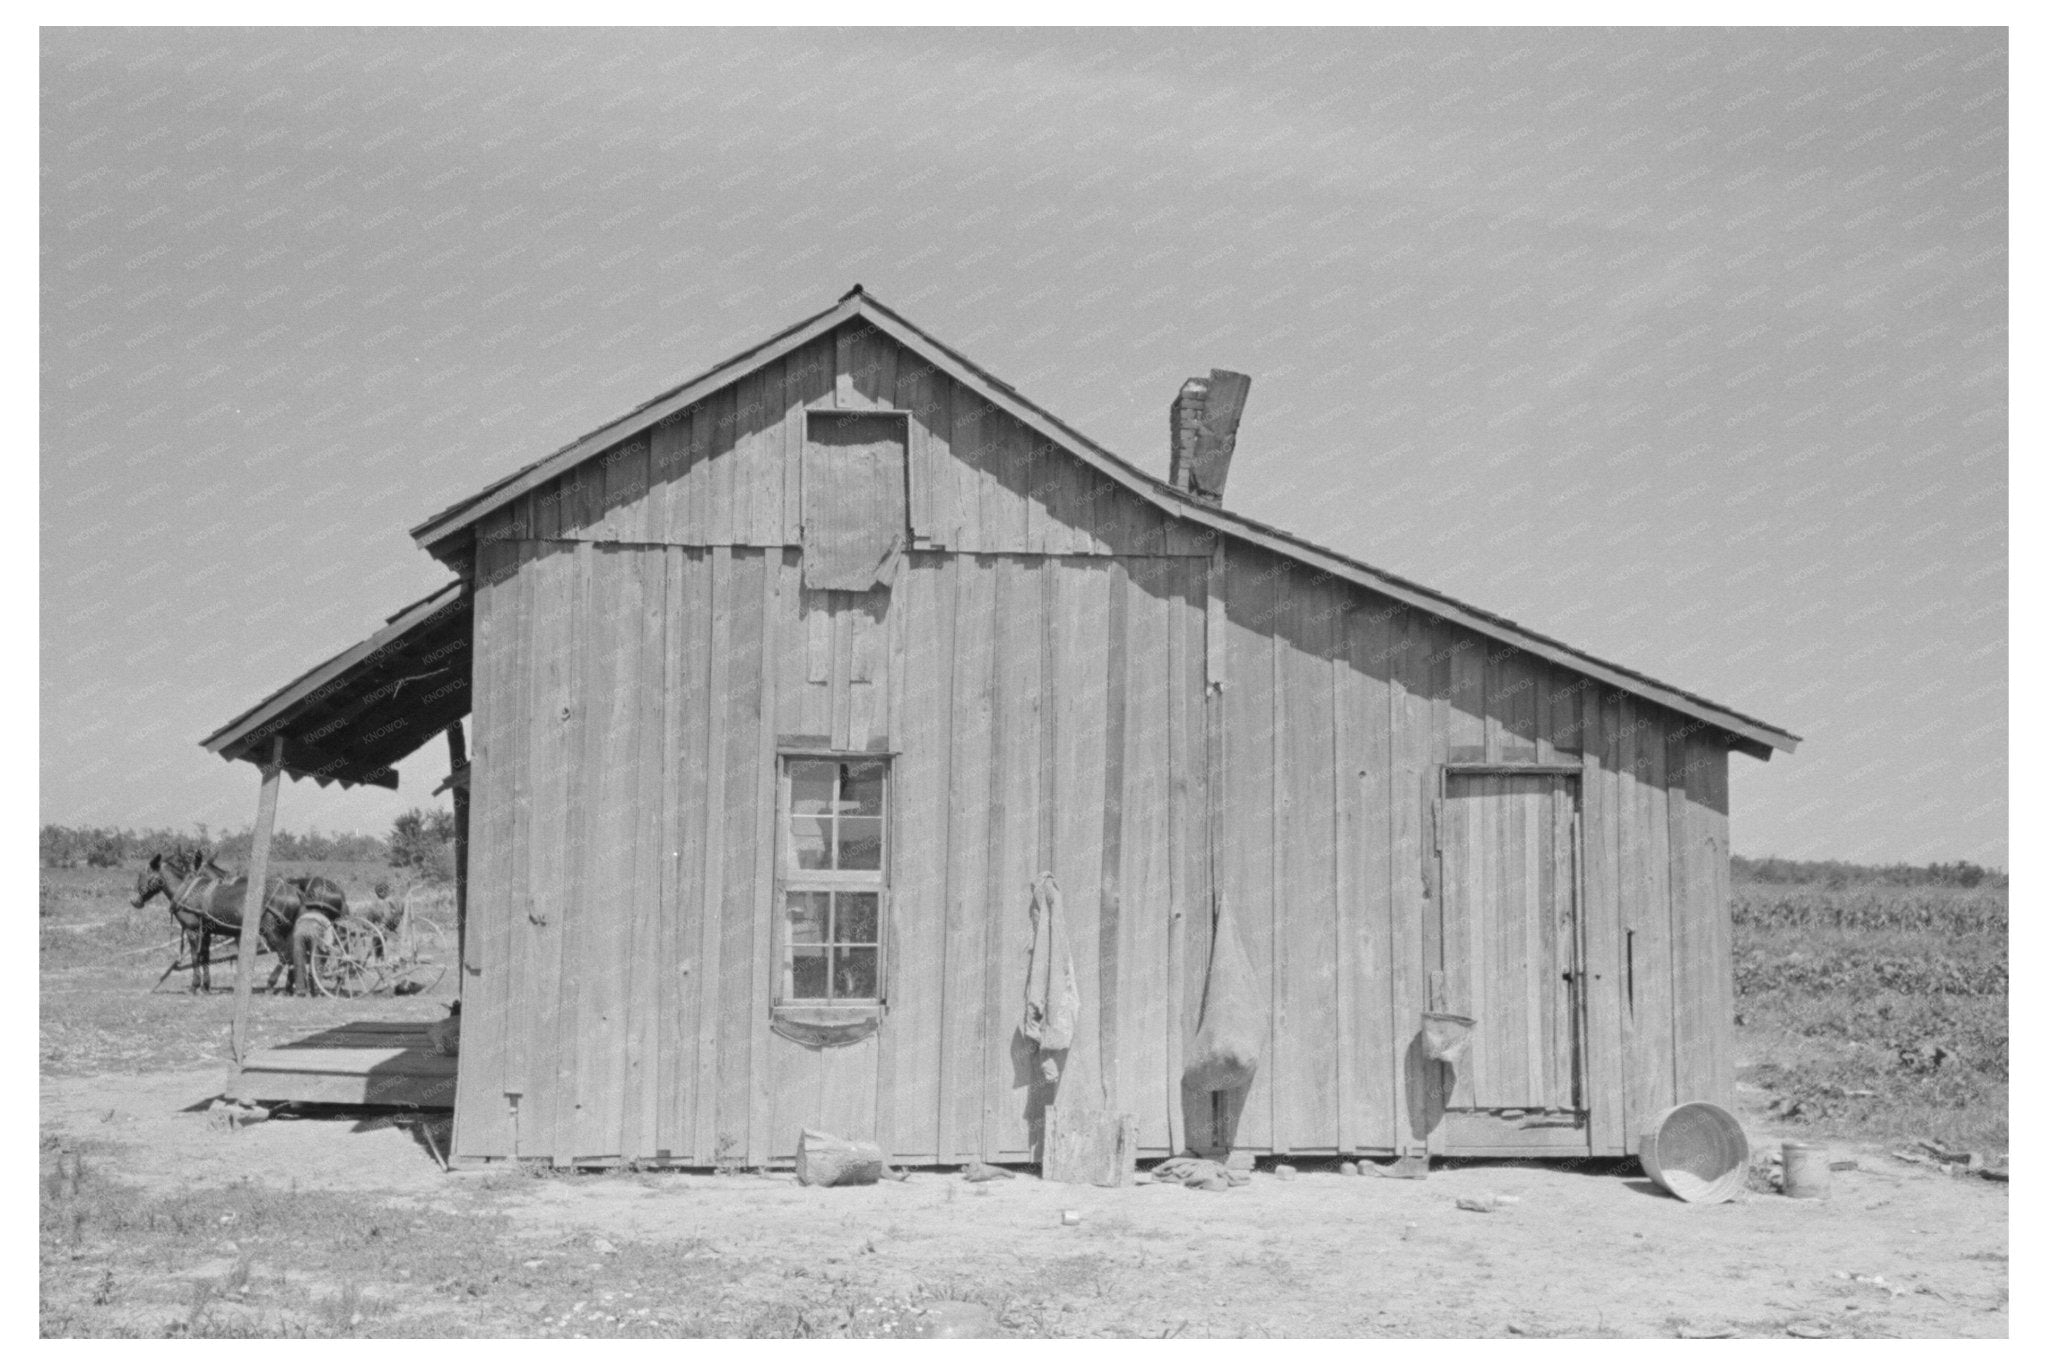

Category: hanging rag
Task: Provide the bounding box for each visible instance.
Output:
[1184,893,1264,1092]
[1022,872,1081,1083]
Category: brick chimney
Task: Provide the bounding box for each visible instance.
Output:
[1168,369,1251,504]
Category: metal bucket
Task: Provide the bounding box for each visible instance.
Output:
[1421,1012,1477,1063]
[1637,1102,1749,1204]
[1781,1141,1831,1199]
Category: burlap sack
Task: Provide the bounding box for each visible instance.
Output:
[1184,895,1263,1092]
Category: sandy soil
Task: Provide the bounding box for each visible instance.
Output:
[40,1067,2009,1338]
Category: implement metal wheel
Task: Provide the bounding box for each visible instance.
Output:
[309,918,387,998]
[388,919,448,996]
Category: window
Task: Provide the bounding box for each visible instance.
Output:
[779,755,888,1006]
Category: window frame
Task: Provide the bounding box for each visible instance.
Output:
[773,748,892,1013]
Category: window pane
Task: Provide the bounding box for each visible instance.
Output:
[839,761,886,816]
[836,892,879,945]
[791,947,828,1000]
[786,891,828,945]
[837,816,883,870]
[789,761,836,815]
[788,816,831,870]
[833,947,878,1000]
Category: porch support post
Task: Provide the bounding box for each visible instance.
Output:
[445,721,469,992]
[230,735,285,1068]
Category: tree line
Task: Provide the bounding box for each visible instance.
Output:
[40,810,457,881]
[1732,854,2005,890]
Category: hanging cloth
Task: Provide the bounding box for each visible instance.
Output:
[1022,872,1081,1083]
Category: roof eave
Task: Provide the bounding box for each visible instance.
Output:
[851,296,1802,757]
[200,582,471,790]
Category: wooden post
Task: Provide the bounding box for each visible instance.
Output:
[230,735,285,1068]
[1198,537,1227,1158]
[446,721,470,990]
[1044,1105,1138,1187]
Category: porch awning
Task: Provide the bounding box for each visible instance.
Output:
[199,583,472,790]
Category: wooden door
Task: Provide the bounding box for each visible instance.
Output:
[1437,771,1583,1113]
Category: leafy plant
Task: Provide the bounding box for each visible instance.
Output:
[1733,875,2007,1150]
[387,809,457,882]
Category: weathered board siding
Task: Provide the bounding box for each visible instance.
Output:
[452,330,1739,1167]
[457,544,1211,1164]
[472,326,1212,559]
[1200,542,1733,1160]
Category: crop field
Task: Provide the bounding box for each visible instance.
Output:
[1731,879,2008,1156]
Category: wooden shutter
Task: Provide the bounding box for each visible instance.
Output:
[802,412,908,591]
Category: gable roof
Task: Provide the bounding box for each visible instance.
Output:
[413,287,1799,759]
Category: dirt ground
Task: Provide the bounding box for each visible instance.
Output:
[40,1064,2009,1338]
[39,866,2010,1338]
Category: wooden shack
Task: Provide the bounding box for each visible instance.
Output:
[213,286,1799,1168]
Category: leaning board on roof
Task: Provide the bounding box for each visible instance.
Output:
[202,287,1798,1168]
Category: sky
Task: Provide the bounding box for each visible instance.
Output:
[39,27,2007,865]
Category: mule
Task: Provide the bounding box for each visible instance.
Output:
[131,852,348,995]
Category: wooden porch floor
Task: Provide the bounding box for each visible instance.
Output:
[230,1020,455,1109]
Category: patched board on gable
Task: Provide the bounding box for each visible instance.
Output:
[473,324,1215,558]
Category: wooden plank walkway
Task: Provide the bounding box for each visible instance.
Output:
[230,1020,455,1108]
